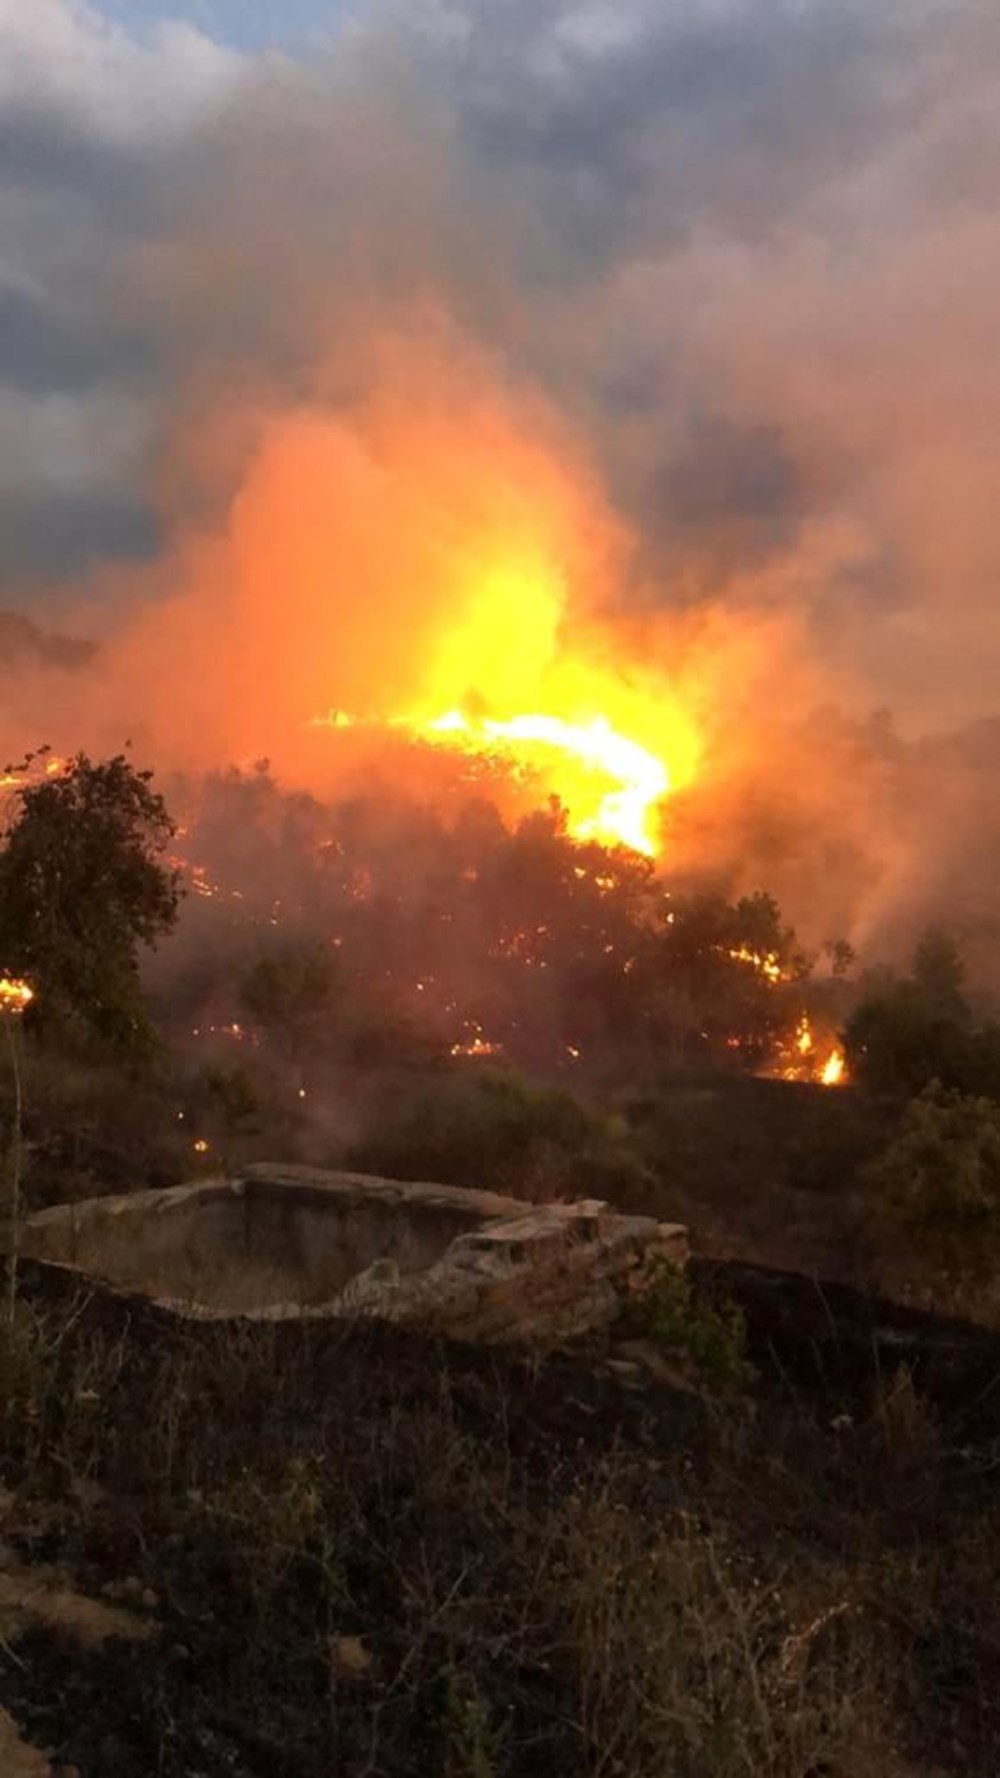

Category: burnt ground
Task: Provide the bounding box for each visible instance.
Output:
[2,1261,1000,1776]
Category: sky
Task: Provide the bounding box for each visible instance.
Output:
[1,0,999,740]
[96,0,353,53]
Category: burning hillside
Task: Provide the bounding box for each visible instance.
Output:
[0,0,999,1017]
[123,750,849,1095]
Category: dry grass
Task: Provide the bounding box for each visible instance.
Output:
[0,1273,994,1776]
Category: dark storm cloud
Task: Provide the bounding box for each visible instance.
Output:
[451,1,910,260]
[0,281,152,395]
[0,490,160,582]
[0,102,150,200]
[0,0,239,582]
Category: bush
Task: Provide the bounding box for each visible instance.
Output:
[351,1064,651,1201]
[864,1085,1000,1266]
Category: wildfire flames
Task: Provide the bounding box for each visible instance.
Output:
[320,703,672,854]
[0,639,848,1089]
[729,944,785,985]
[284,443,704,858]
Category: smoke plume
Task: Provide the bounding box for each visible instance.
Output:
[3,1,1000,962]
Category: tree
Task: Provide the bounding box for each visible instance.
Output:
[239,938,338,1065]
[0,752,181,1057]
[646,889,810,1068]
[841,926,1000,1098]
[823,938,856,979]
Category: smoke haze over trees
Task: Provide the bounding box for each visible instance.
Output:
[0,2,999,970]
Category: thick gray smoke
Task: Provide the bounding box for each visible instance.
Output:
[1,1,999,965]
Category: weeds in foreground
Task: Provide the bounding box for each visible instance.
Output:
[0,981,33,1329]
[0,1291,995,1776]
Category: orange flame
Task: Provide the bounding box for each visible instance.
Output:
[316,673,688,856]
[0,755,67,793]
[450,1021,504,1059]
[422,708,670,854]
[728,945,785,984]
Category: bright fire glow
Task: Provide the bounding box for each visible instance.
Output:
[729,945,785,984]
[425,708,669,854]
[318,700,678,855]
[306,481,699,856]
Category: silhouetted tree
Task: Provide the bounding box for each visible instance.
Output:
[912,926,968,1022]
[843,929,1000,1099]
[0,751,180,1057]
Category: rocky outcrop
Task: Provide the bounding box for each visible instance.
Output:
[331,1198,688,1344]
[15,1165,688,1349]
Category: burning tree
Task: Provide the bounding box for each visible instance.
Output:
[0,752,181,1058]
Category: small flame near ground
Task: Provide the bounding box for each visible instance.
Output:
[0,977,33,1016]
[821,1050,846,1087]
[777,1015,847,1088]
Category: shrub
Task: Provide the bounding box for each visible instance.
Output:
[622,1259,754,1392]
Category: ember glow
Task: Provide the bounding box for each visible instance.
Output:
[450,1027,504,1059]
[0,977,33,1017]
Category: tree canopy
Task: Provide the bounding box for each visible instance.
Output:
[0,751,181,1056]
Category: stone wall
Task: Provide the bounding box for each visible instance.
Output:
[16,1164,688,1347]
